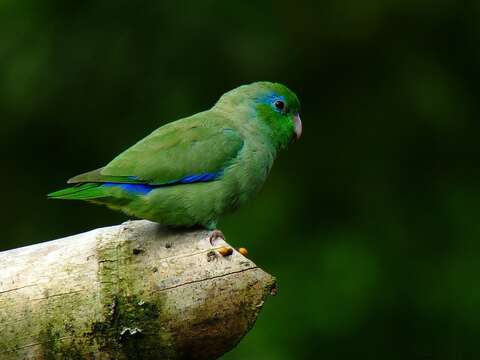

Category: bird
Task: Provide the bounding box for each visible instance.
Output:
[48,81,302,241]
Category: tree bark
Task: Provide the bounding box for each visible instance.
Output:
[0,220,276,359]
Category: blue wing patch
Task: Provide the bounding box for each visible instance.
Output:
[178,172,219,183]
[103,171,222,195]
[103,183,154,194]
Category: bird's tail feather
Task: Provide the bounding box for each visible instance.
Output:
[48,183,109,200]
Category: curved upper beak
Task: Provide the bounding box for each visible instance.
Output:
[294,113,302,140]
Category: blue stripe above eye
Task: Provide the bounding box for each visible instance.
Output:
[258,93,285,105]
[102,171,222,195]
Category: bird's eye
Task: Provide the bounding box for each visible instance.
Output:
[274,100,285,111]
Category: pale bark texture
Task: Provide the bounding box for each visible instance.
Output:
[0,220,276,359]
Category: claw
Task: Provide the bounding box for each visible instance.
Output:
[208,229,225,246]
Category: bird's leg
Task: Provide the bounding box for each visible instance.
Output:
[208,229,225,246]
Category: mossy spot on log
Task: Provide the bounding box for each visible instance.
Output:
[92,230,176,359]
[89,294,174,359]
[40,323,85,359]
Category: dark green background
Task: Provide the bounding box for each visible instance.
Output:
[2,1,479,359]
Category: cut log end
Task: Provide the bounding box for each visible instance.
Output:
[0,220,276,360]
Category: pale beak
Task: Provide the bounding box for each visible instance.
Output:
[294,113,302,140]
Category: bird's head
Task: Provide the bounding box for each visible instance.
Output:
[215,82,302,150]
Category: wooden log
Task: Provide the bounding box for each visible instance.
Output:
[0,220,276,359]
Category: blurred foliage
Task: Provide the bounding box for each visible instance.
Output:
[1,0,480,358]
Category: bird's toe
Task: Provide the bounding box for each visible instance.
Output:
[208,229,225,246]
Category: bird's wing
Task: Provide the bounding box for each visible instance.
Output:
[68,113,244,186]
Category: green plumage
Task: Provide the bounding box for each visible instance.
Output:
[49,82,301,229]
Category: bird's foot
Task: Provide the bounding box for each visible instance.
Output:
[208,230,235,257]
[207,230,249,258]
[208,229,225,246]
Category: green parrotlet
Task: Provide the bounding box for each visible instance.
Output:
[48,82,302,233]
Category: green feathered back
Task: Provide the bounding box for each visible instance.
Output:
[68,112,244,185]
